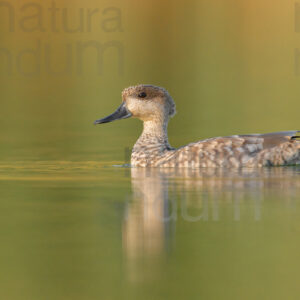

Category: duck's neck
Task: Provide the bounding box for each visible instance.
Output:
[133,119,172,152]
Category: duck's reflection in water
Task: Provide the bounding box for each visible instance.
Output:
[122,167,300,281]
[123,168,173,256]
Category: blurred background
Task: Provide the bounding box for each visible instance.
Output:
[1,1,300,300]
[0,0,299,162]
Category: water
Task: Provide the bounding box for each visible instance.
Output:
[1,161,300,300]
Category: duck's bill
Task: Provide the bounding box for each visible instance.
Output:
[94,103,132,125]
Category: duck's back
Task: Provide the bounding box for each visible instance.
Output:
[156,131,300,168]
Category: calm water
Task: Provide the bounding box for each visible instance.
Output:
[1,159,300,300]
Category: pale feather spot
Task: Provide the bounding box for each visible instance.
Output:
[241,155,252,164]
[229,157,240,167]
[224,147,233,155]
[246,144,259,153]
[206,160,216,168]
[236,147,245,153]
[209,154,215,161]
[218,159,224,166]
[224,140,233,146]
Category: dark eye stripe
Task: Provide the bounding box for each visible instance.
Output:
[138,92,147,98]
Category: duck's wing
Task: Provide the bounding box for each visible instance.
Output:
[165,131,300,168]
[232,131,300,149]
[157,131,300,168]
[211,130,300,167]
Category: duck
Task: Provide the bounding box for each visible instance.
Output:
[94,84,300,168]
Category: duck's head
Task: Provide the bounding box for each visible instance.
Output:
[94,84,176,125]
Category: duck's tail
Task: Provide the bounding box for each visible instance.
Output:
[259,131,300,166]
[292,132,300,165]
[291,131,300,140]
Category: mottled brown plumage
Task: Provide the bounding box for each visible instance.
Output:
[95,84,300,168]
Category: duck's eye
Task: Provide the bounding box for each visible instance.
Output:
[138,92,147,98]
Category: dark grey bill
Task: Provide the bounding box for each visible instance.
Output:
[94,102,132,125]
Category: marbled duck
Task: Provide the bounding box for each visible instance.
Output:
[94,85,300,168]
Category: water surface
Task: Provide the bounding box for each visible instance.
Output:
[1,161,300,300]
